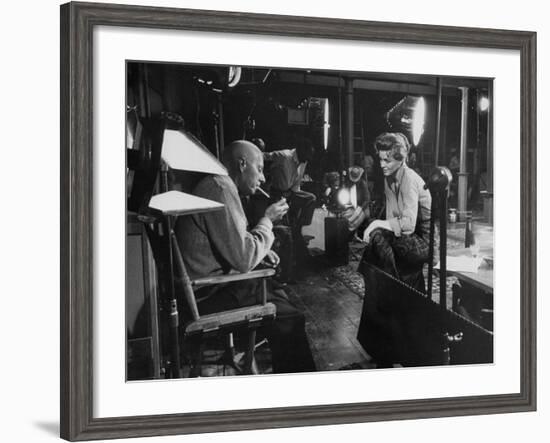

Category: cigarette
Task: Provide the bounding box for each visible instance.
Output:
[257,187,270,198]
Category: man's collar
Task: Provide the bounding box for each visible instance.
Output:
[291,149,299,164]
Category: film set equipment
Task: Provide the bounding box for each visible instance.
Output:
[323,166,369,265]
[323,167,365,213]
[323,170,351,265]
[425,166,453,300]
[127,114,227,378]
[385,95,426,147]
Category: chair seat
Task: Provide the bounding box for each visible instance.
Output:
[184,302,276,336]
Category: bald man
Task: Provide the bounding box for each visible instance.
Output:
[175,140,316,374]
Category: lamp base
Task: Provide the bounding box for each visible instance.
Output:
[324,217,349,266]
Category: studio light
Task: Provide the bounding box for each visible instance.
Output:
[478,96,490,112]
[307,97,330,151]
[323,171,354,213]
[227,66,242,88]
[337,188,351,207]
[323,98,330,151]
[412,97,426,145]
[385,95,426,146]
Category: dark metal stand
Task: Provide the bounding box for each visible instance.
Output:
[426,167,452,304]
[439,189,448,305]
[160,165,185,378]
[165,213,182,378]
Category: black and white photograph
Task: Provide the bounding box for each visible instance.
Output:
[0,0,541,442]
[126,61,494,380]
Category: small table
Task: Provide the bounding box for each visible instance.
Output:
[446,247,493,292]
[446,247,493,331]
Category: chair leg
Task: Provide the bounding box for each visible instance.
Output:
[220,332,243,374]
[189,341,205,378]
[226,333,237,361]
[243,329,258,375]
[190,332,265,377]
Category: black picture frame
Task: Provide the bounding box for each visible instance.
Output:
[60,1,537,440]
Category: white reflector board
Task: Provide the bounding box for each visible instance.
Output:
[161,130,227,175]
[149,190,224,216]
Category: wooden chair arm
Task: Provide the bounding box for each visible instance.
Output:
[191,268,276,289]
[184,303,277,335]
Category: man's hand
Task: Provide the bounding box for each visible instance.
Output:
[264,198,289,222]
[342,207,367,231]
[362,219,392,243]
[262,250,280,268]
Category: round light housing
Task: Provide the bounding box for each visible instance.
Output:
[479,96,490,112]
[337,188,350,206]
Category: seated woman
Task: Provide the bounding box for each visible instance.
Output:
[344,133,433,367]
[345,132,431,290]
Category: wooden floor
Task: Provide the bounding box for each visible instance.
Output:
[283,254,374,371]
[179,219,494,377]
[181,244,376,377]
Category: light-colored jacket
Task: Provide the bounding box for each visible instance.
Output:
[175,175,274,278]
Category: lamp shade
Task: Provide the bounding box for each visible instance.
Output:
[149,190,224,216]
[161,129,227,175]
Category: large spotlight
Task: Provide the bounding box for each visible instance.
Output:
[323,98,330,150]
[308,97,330,150]
[227,66,242,88]
[411,97,426,145]
[385,95,426,146]
[478,96,490,112]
